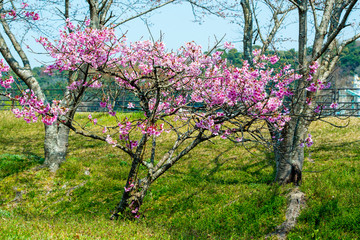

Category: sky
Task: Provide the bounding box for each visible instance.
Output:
[12,1,360,67]
[22,1,270,66]
[117,3,242,52]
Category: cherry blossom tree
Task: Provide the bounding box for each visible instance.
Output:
[273,0,360,184]
[1,20,314,218]
[193,0,360,185]
[0,0,184,171]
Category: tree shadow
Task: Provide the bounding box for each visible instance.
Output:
[0,153,44,180]
[149,147,283,239]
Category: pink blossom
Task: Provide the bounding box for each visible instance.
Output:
[306,83,317,92]
[0,76,14,89]
[309,61,319,74]
[306,135,313,147]
[306,98,312,106]
[85,18,91,26]
[127,102,135,109]
[21,2,29,9]
[90,80,102,88]
[301,134,313,147]
[32,13,39,21]
[105,135,117,147]
[224,41,235,50]
[330,102,338,109]
[131,207,139,214]
[314,105,322,113]
[252,49,261,56]
[124,183,134,192]
[9,10,16,17]
[269,55,280,65]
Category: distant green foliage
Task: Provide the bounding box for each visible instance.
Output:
[0,209,11,218]
[32,66,68,89]
[221,46,298,68]
[222,42,360,77]
[338,41,360,75]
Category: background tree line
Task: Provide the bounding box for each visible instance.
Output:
[222,40,360,84]
[5,39,359,92]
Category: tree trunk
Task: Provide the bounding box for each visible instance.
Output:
[241,0,253,64]
[110,133,148,219]
[275,116,309,185]
[274,1,308,185]
[43,123,70,172]
[110,172,152,219]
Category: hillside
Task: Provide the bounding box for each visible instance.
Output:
[222,41,360,88]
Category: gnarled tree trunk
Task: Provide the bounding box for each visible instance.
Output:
[111,175,152,219]
[275,116,309,185]
[275,0,308,185]
[43,123,70,172]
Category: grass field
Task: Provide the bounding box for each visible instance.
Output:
[0,111,360,239]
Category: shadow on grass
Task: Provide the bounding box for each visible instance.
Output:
[144,147,284,239]
[0,140,284,239]
[0,135,44,157]
[313,139,360,152]
[0,153,44,180]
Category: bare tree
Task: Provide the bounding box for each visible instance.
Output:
[275,0,360,184]
[188,0,360,184]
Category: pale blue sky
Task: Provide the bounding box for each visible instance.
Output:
[118,3,241,52]
[116,1,303,52]
[26,2,245,66]
[20,1,359,67]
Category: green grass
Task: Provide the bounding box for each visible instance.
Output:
[288,119,360,240]
[0,111,360,239]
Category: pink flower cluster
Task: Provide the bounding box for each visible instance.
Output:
[36,21,302,149]
[24,11,39,20]
[10,90,67,125]
[330,102,338,109]
[306,79,331,92]
[1,60,68,125]
[306,61,331,92]
[224,41,235,50]
[37,21,123,74]
[0,59,14,89]
[129,200,140,218]
[300,134,313,148]
[105,135,117,147]
[1,3,40,21]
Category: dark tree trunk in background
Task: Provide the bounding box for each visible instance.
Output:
[275,0,308,185]
[275,117,308,185]
[241,0,253,63]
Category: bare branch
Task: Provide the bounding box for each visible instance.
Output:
[0,6,30,68]
[65,122,135,157]
[112,0,176,28]
[314,0,358,61]
[309,0,319,32]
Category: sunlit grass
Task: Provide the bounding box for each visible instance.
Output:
[1,112,360,239]
[288,118,360,239]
